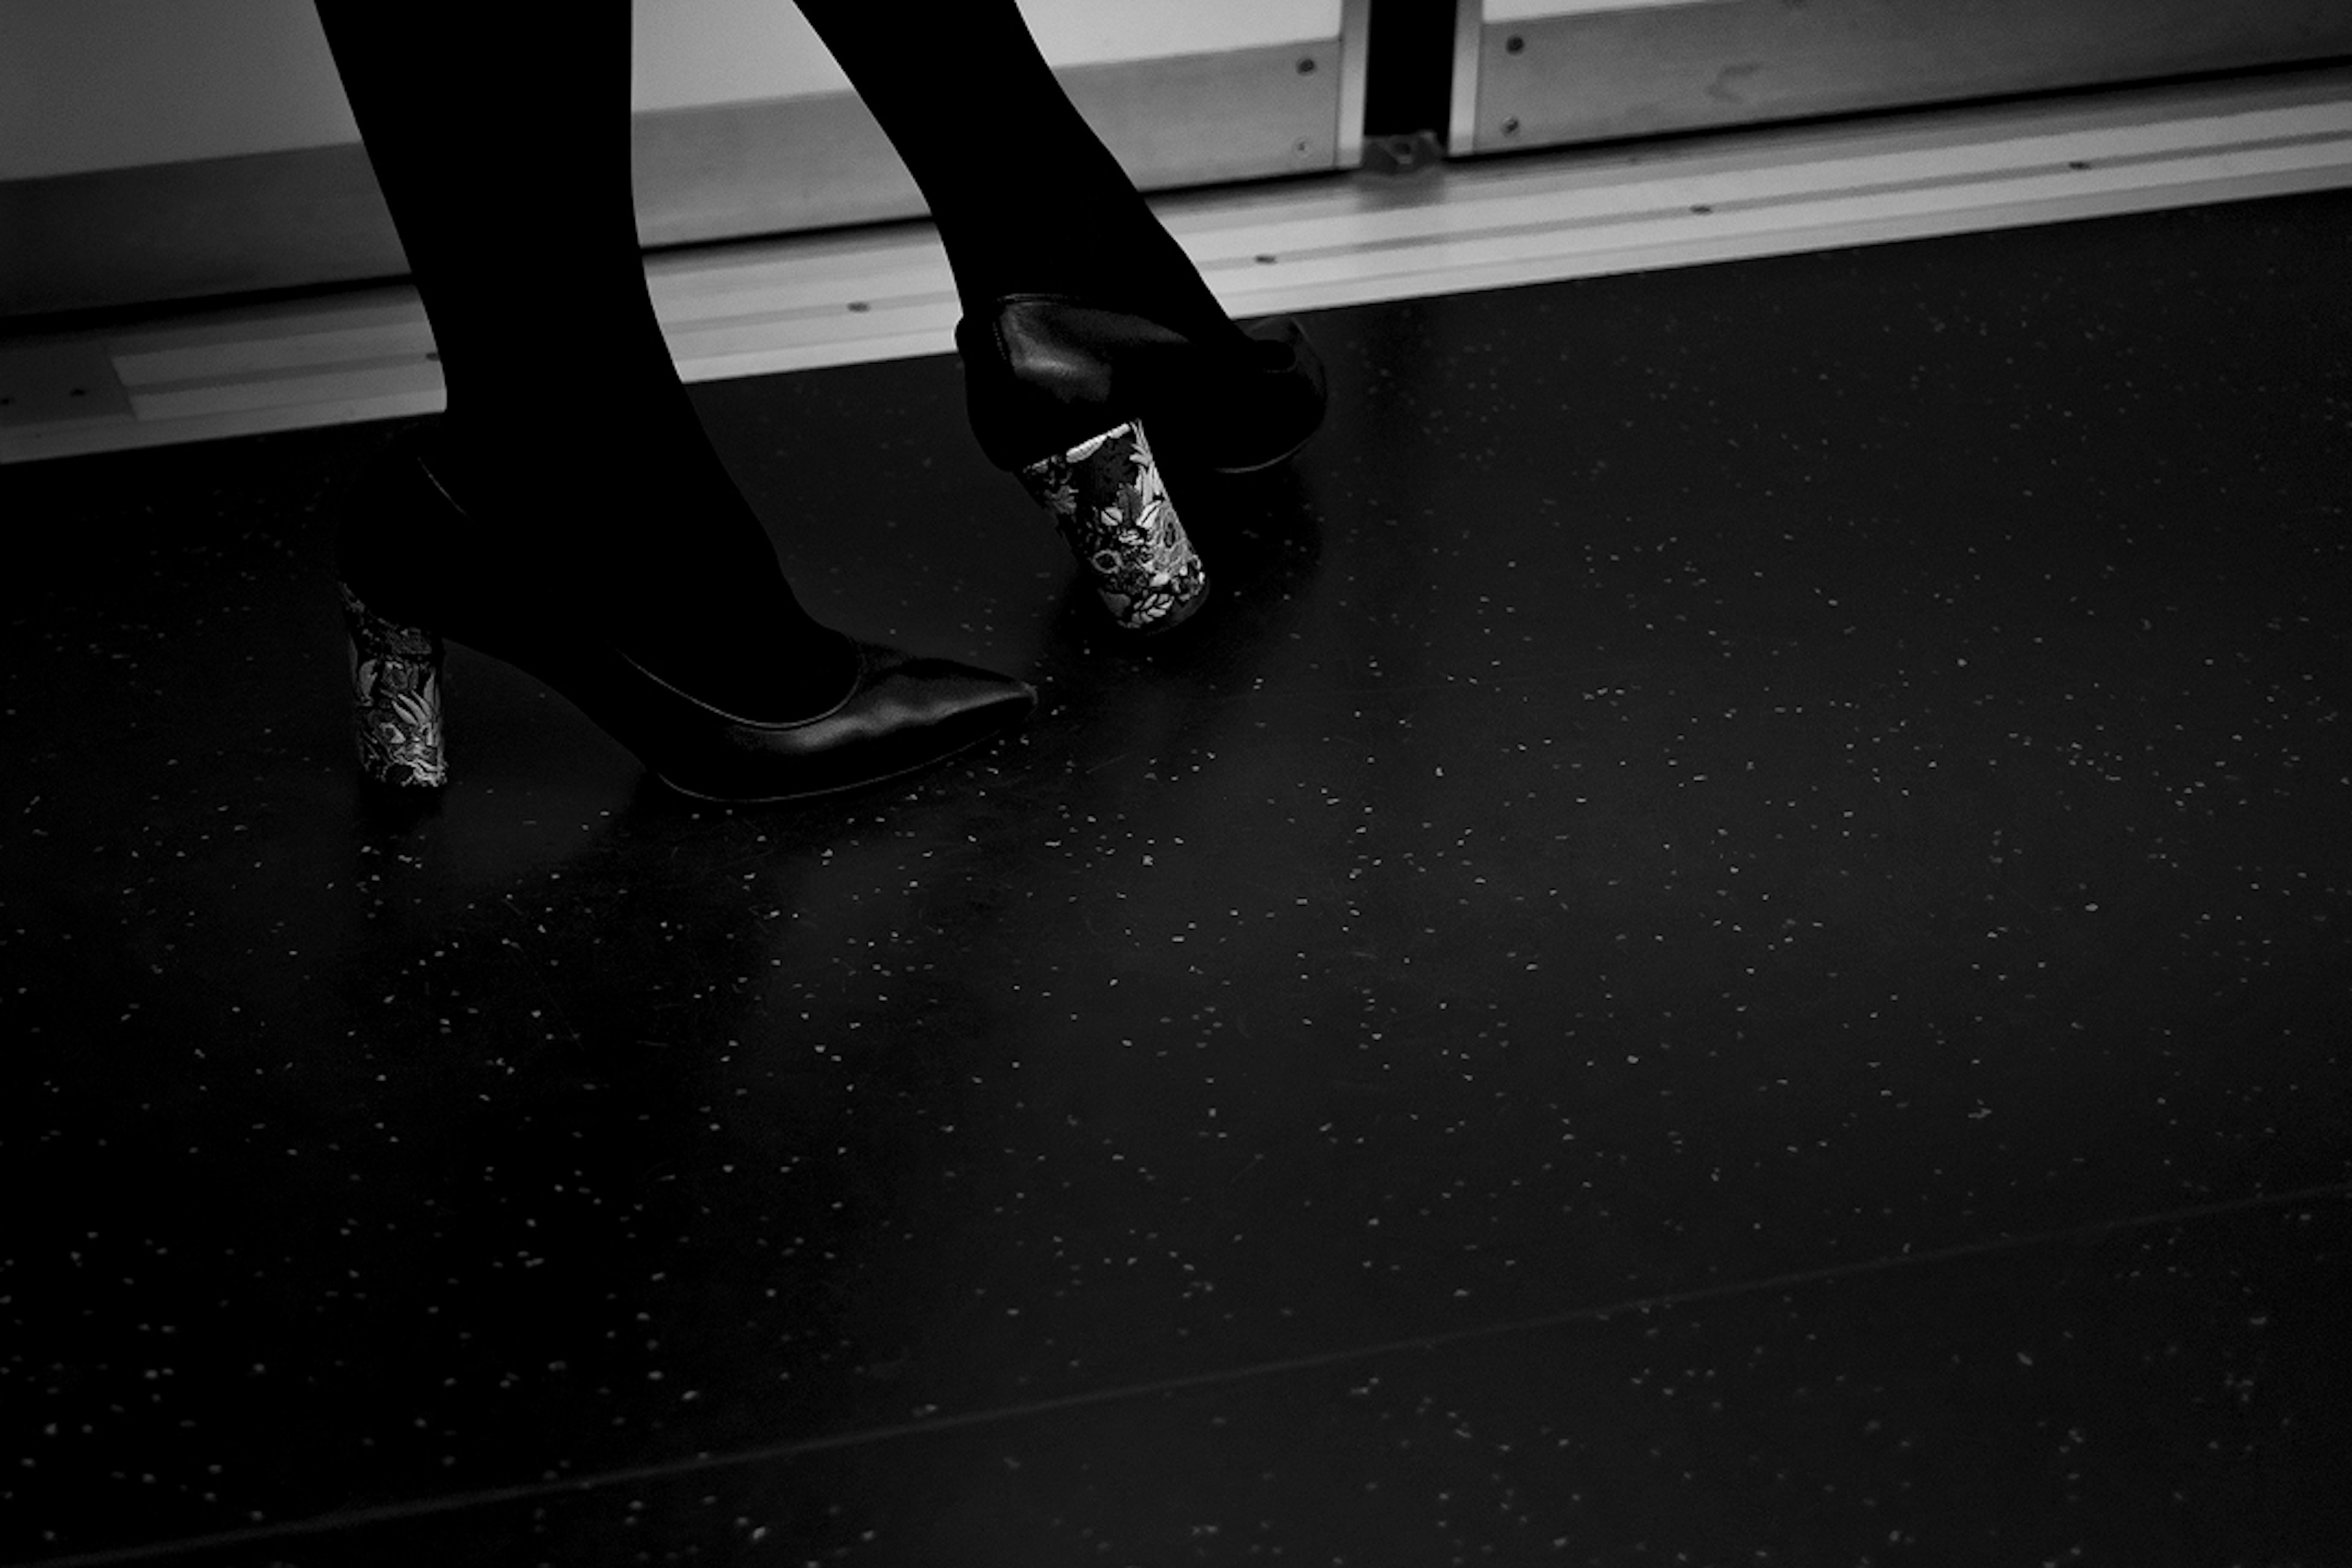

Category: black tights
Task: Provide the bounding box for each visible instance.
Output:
[311,0,1233,717]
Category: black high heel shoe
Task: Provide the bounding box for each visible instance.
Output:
[336,435,1035,802]
[957,296,1327,634]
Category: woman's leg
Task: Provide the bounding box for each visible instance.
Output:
[792,0,1244,349]
[793,2,1325,638]
[311,0,855,720]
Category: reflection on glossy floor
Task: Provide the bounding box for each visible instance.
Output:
[4,189,2348,1566]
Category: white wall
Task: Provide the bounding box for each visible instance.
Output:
[631,0,1344,108]
[1,0,358,178]
[1485,0,1731,19]
[0,0,1344,180]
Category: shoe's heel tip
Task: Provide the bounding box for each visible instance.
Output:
[1019,420,1208,635]
[341,582,449,788]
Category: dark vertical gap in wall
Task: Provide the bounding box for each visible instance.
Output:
[1364,0,1458,140]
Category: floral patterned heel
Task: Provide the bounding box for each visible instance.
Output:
[1017,419,1207,635]
[342,582,448,787]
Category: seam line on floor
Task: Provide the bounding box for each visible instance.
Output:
[23,1177,2350,1567]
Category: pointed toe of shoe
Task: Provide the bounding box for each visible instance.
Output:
[646,641,1036,804]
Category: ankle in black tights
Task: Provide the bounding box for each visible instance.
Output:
[796,1,1246,347]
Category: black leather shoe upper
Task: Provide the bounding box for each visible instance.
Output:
[958,296,1327,474]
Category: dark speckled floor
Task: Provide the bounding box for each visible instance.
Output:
[4,189,2349,1567]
